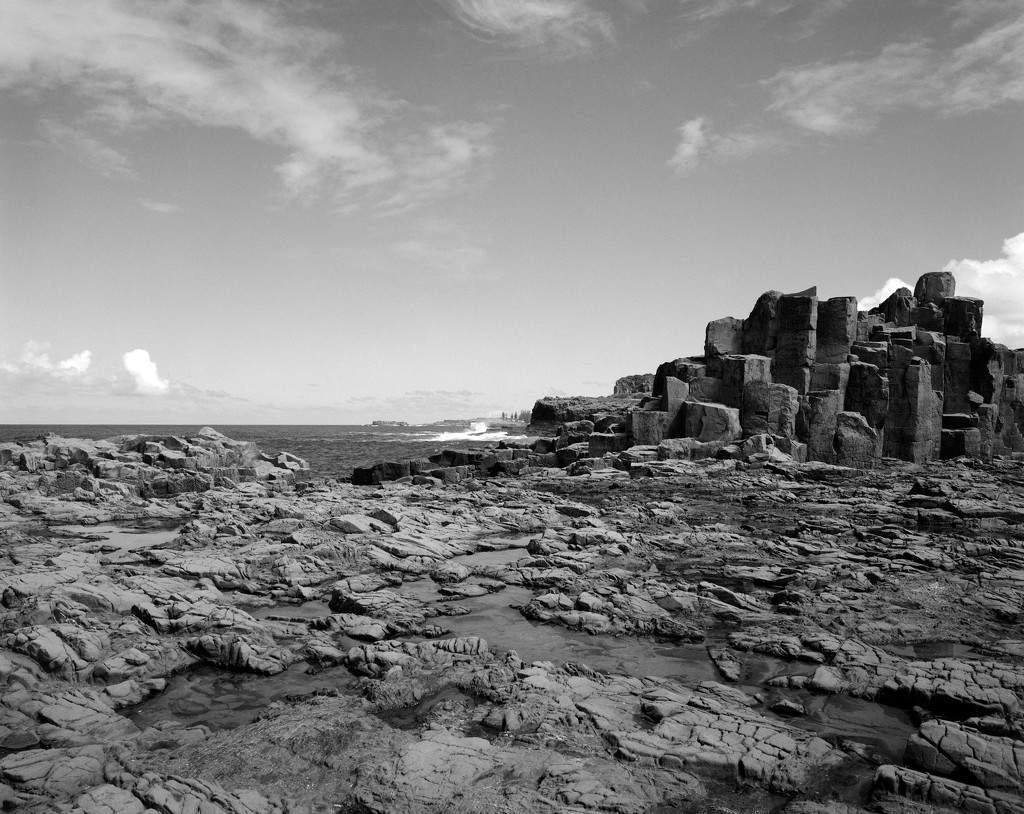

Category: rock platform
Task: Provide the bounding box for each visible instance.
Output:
[2,426,1024,812]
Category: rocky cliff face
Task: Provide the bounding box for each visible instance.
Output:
[593,270,1019,468]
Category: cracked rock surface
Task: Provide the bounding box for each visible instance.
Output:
[3,432,1024,812]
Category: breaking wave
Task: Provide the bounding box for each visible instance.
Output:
[427,421,525,444]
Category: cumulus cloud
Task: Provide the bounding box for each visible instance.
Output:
[857,277,913,311]
[440,0,613,57]
[122,348,169,395]
[946,231,1024,347]
[0,0,493,208]
[57,351,93,374]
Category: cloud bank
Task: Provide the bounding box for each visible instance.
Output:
[1,0,492,208]
[0,341,93,377]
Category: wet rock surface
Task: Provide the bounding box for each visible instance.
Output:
[3,431,1024,812]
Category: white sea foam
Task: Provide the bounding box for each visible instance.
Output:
[426,421,526,443]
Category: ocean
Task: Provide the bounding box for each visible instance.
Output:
[0,422,530,480]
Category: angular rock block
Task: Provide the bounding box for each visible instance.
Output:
[775,331,816,369]
[835,412,881,468]
[944,296,984,339]
[653,359,706,397]
[913,330,946,370]
[742,290,781,356]
[705,317,745,377]
[942,413,979,430]
[810,363,850,398]
[686,376,722,404]
[628,410,673,446]
[851,341,888,369]
[944,340,972,413]
[856,312,885,342]
[720,355,772,409]
[816,297,857,364]
[588,433,630,458]
[657,438,723,460]
[660,376,690,415]
[741,381,798,439]
[774,294,817,377]
[845,362,889,430]
[941,429,981,460]
[884,361,942,462]
[911,303,945,332]
[774,436,808,462]
[684,403,741,444]
[914,270,955,307]
[977,403,1000,460]
[773,365,812,395]
[798,390,842,464]
[873,287,916,327]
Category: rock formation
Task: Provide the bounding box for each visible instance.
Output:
[587,271,1020,469]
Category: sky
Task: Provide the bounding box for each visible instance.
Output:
[1,0,1023,424]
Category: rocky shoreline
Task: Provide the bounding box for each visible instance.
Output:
[2,425,1024,813]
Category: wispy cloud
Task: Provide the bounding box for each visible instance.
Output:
[765,5,1024,135]
[946,231,1024,347]
[0,0,493,209]
[668,117,709,173]
[668,116,781,173]
[390,219,503,282]
[40,120,135,178]
[439,0,614,57]
[681,0,856,35]
[672,2,1024,171]
[139,199,181,214]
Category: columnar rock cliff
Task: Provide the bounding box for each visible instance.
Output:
[617,271,1016,467]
